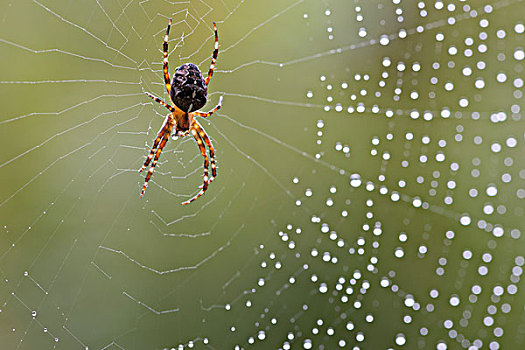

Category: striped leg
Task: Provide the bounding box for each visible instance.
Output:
[182,126,210,205]
[145,92,174,112]
[204,22,219,86]
[193,120,216,181]
[140,115,169,172]
[139,117,174,197]
[193,96,223,118]
[163,18,172,95]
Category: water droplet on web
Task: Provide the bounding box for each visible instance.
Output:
[395,333,406,345]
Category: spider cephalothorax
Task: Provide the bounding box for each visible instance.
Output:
[139,19,221,205]
[170,63,208,113]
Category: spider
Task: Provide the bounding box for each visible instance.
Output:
[140,19,222,205]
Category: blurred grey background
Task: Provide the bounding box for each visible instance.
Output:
[1,0,525,349]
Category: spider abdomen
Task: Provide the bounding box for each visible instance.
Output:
[170,63,207,112]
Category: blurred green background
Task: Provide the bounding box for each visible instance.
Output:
[1,0,525,349]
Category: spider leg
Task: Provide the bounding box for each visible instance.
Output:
[181,125,210,205]
[145,92,175,112]
[163,18,172,96]
[204,22,219,86]
[192,119,217,180]
[193,96,223,118]
[140,115,169,172]
[139,116,174,197]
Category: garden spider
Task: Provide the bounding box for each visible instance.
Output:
[140,19,222,205]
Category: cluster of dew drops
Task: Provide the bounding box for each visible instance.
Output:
[230,2,525,350]
[304,1,525,226]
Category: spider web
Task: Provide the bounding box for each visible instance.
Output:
[1,0,525,349]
